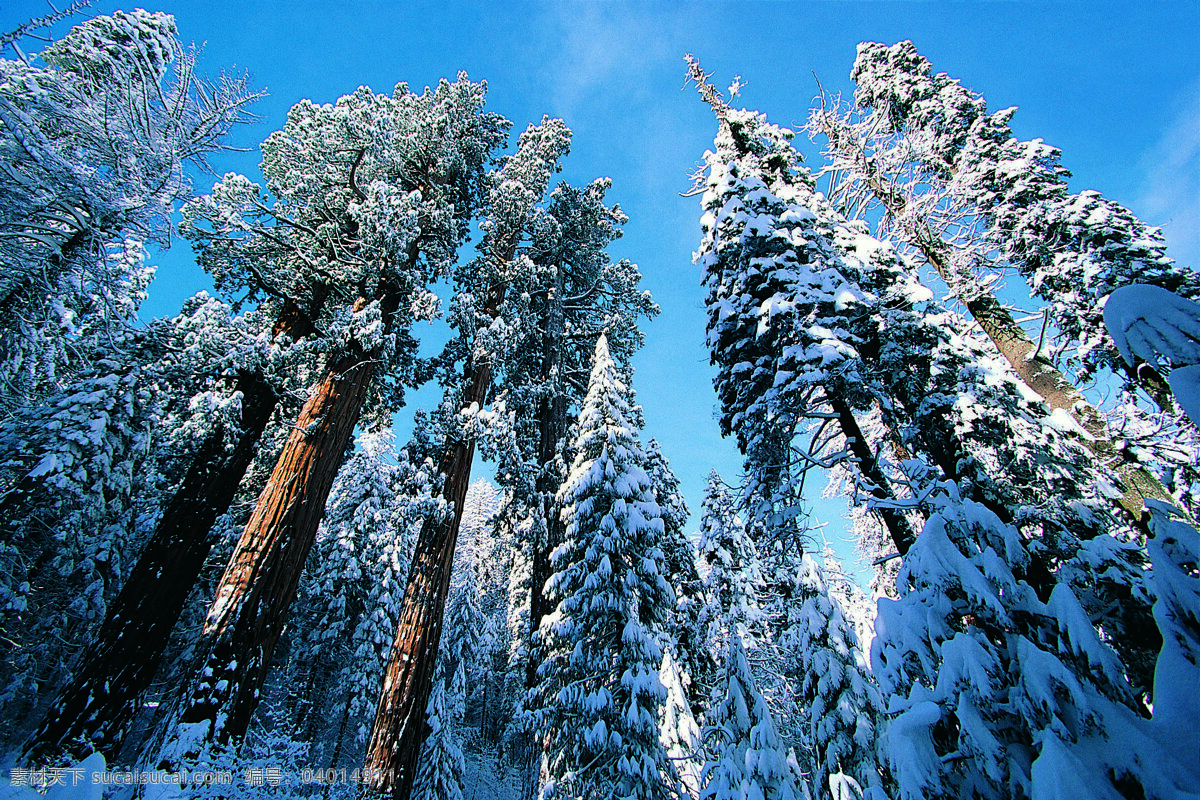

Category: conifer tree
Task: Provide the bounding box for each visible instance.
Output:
[778,553,881,794]
[688,57,1176,797]
[690,59,1162,706]
[659,650,703,799]
[808,41,1188,519]
[696,472,763,646]
[169,77,508,753]
[413,683,466,800]
[20,296,299,762]
[483,175,657,698]
[535,335,675,800]
[699,637,801,800]
[365,118,571,798]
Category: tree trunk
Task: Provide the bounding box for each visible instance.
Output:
[526,276,568,692]
[174,301,380,748]
[829,395,917,556]
[911,233,1171,525]
[20,370,278,763]
[363,288,504,800]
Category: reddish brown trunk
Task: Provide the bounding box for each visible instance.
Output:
[21,371,278,763]
[177,307,379,746]
[364,288,504,800]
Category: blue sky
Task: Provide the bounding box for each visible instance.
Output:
[6,1,1199,570]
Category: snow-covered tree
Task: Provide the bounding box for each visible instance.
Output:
[660,650,703,799]
[696,472,763,647]
[688,55,1181,799]
[171,75,509,756]
[414,682,467,800]
[365,117,572,799]
[0,9,254,409]
[699,636,801,800]
[808,40,1187,522]
[1143,500,1200,782]
[536,335,675,800]
[844,40,1200,393]
[777,553,881,795]
[18,292,316,763]
[484,173,658,706]
[873,465,1192,800]
[687,57,916,555]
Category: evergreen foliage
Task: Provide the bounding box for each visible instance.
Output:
[536,335,675,800]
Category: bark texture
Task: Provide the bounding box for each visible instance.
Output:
[177,300,381,746]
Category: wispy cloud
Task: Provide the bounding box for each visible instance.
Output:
[532,3,679,120]
[1138,78,1200,268]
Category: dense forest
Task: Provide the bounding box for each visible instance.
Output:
[1,7,1198,800]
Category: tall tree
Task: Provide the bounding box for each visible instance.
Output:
[364,117,571,798]
[479,175,656,703]
[688,58,1173,793]
[166,77,508,754]
[535,335,675,800]
[689,61,1161,706]
[19,295,296,762]
[687,56,917,556]
[808,40,1192,520]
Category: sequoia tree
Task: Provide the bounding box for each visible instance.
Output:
[163,77,508,754]
[363,117,571,798]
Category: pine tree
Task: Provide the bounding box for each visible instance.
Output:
[778,553,881,795]
[808,40,1186,520]
[696,472,763,646]
[413,683,466,800]
[687,57,916,555]
[536,335,675,800]
[482,174,657,700]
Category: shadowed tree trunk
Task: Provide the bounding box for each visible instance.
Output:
[829,395,917,557]
[22,370,279,763]
[526,271,568,692]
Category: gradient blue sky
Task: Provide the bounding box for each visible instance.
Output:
[6,1,1199,569]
